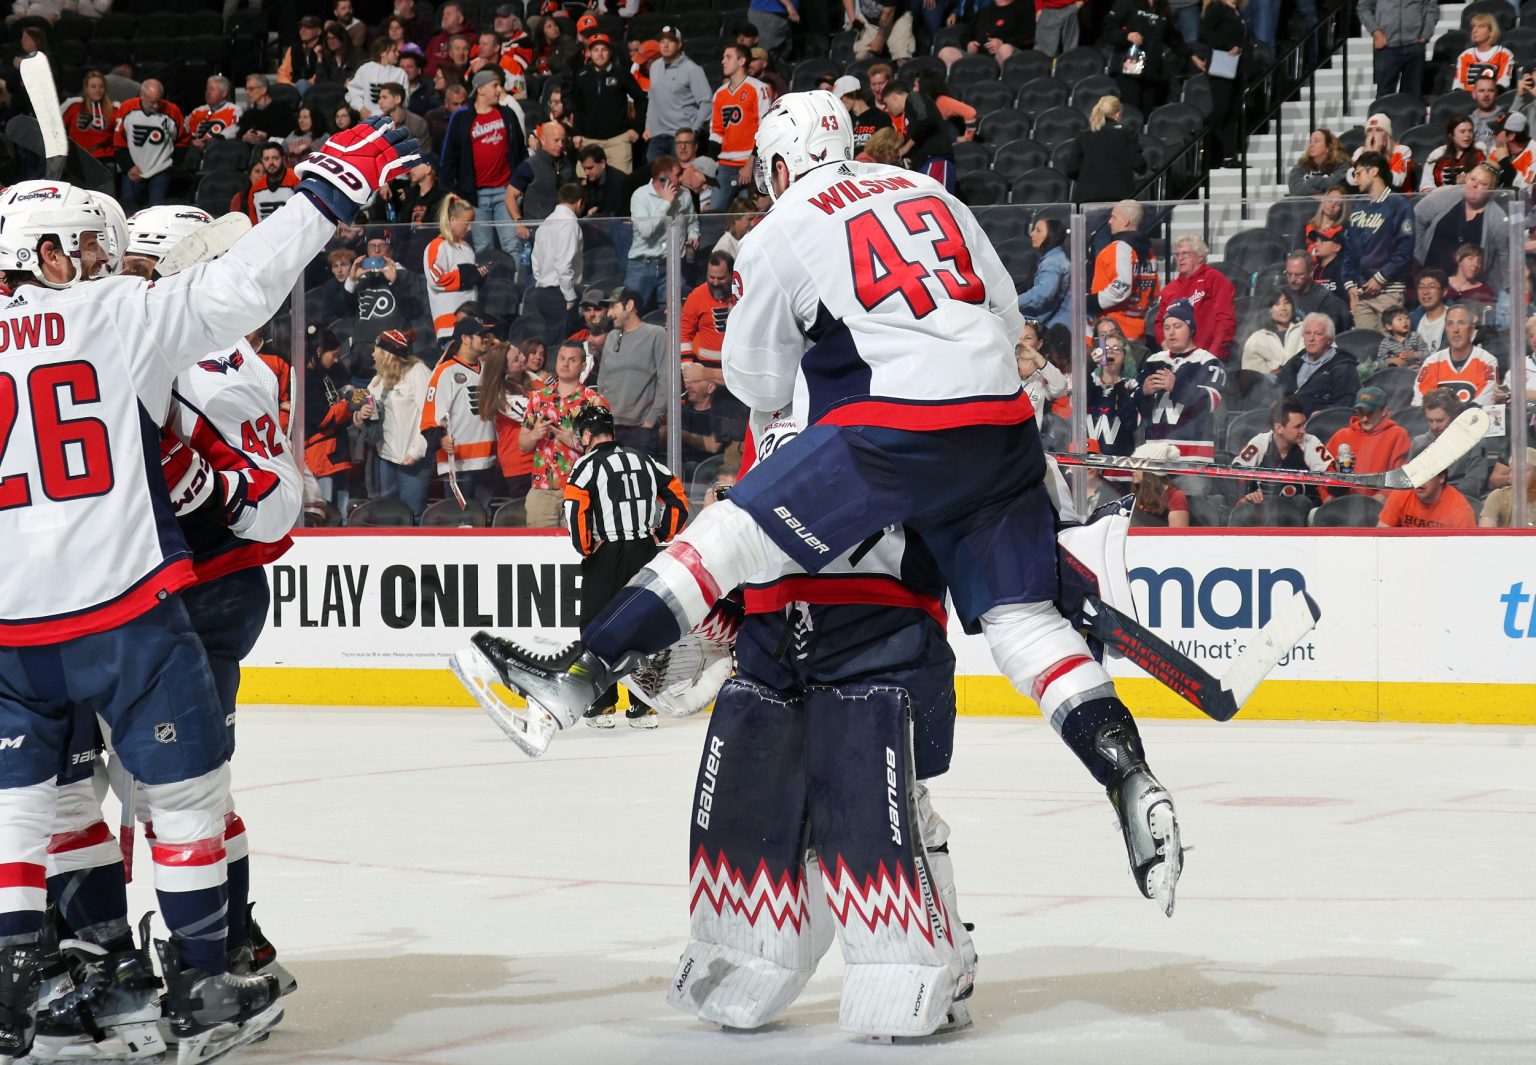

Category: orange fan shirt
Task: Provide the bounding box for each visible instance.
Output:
[1378,485,1476,528]
[710,75,770,165]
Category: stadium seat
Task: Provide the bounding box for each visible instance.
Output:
[87,38,134,68]
[1009,166,1069,205]
[1394,406,1428,437]
[1334,328,1384,366]
[1461,0,1515,32]
[682,36,724,63]
[1000,49,1053,86]
[628,13,665,40]
[1119,103,1145,132]
[51,15,94,41]
[347,499,416,527]
[1310,494,1384,527]
[1180,74,1214,117]
[1030,104,1087,149]
[957,171,1007,206]
[953,140,991,176]
[1338,125,1366,152]
[183,10,224,36]
[992,237,1038,292]
[492,499,529,528]
[1208,259,1250,295]
[1265,198,1315,247]
[306,83,346,118]
[689,455,726,507]
[979,209,1032,246]
[1146,102,1205,146]
[932,24,969,54]
[1014,76,1068,120]
[1364,365,1419,412]
[1223,228,1289,279]
[949,54,1001,86]
[1139,134,1167,173]
[1504,26,1536,55]
[200,138,249,173]
[978,107,1031,143]
[133,36,179,65]
[483,278,522,322]
[1369,93,1427,136]
[194,171,245,216]
[902,56,946,84]
[1069,75,1119,116]
[992,137,1049,181]
[1188,496,1231,527]
[1053,46,1105,83]
[679,11,719,39]
[963,81,1015,114]
[94,13,138,39]
[1223,371,1280,415]
[420,500,489,527]
[790,57,840,91]
[304,501,342,527]
[1228,498,1308,527]
[269,83,302,110]
[1306,405,1354,442]
[1429,89,1474,127]
[51,40,86,67]
[136,12,180,37]
[1399,123,1443,164]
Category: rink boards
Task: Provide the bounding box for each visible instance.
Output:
[241,529,1536,725]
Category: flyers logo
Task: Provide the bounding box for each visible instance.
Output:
[711,305,730,331]
[731,270,743,301]
[194,118,229,138]
[131,126,167,147]
[719,104,744,128]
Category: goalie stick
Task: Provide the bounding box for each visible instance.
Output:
[19,54,67,179]
[155,212,252,276]
[1075,590,1321,722]
[1051,407,1490,491]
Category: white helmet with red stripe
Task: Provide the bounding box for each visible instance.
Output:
[0,180,112,288]
[126,205,215,274]
[752,90,855,202]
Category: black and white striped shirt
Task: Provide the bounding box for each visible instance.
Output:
[563,442,689,554]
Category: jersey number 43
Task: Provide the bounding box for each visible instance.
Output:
[0,364,114,511]
[846,195,985,318]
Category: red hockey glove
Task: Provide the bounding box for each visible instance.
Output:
[295,117,421,223]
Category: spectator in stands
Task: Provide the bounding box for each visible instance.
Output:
[63,71,117,174]
[316,248,358,323]
[422,312,500,503]
[1017,217,1071,333]
[1104,0,1186,112]
[845,0,918,62]
[358,329,433,521]
[1360,0,1433,99]
[334,105,362,134]
[524,337,549,384]
[1487,111,1536,189]
[442,70,528,254]
[245,143,300,222]
[1341,149,1414,332]
[679,377,726,474]
[680,252,737,383]
[183,75,241,157]
[673,129,719,212]
[1416,387,1492,499]
[1456,12,1513,92]
[748,47,789,100]
[1480,447,1536,526]
[1129,442,1190,527]
[748,0,801,59]
[1066,96,1144,203]
[1418,162,1509,282]
[480,338,540,507]
[401,46,436,114]
[570,34,645,175]
[1198,0,1249,167]
[426,1,472,75]
[389,0,434,45]
[939,0,1036,69]
[858,126,903,163]
[1414,304,1499,407]
[444,35,474,79]
[1032,0,1083,57]
[1411,268,1450,352]
[1277,312,1358,414]
[303,326,356,513]
[1288,128,1351,196]
[1016,321,1070,423]
[346,231,411,365]
[836,75,893,155]
[1324,385,1411,497]
[531,182,584,351]
[1347,114,1414,193]
[1304,185,1348,295]
[711,44,770,209]
[380,16,413,52]
[628,155,699,311]
[238,74,295,148]
[1377,465,1476,528]
[1494,257,1536,329]
[911,69,978,142]
[883,80,957,192]
[1512,66,1536,132]
[1424,115,1487,188]
[1085,331,1140,460]
[332,0,368,50]
[1089,199,1159,343]
[1241,290,1302,375]
[348,38,409,120]
[1470,74,1502,149]
[113,79,186,212]
[1232,396,1336,512]
[1153,234,1236,361]
[599,288,669,456]
[713,194,758,258]
[377,83,429,156]
[576,144,625,217]
[1139,299,1225,458]
[1446,243,1498,306]
[315,22,360,88]
[426,84,466,150]
[570,288,612,368]
[644,25,711,164]
[532,14,578,78]
[424,194,487,343]
[866,62,893,110]
[1371,304,1429,374]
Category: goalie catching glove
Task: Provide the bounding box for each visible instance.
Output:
[295,116,420,223]
[159,432,251,525]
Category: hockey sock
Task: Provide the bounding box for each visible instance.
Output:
[46,834,130,952]
[0,781,54,947]
[223,812,250,948]
[142,769,231,975]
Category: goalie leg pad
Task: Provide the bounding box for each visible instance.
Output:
[670,678,822,1029]
[804,684,966,1038]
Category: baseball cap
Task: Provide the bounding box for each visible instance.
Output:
[579,286,606,308]
[658,24,682,42]
[577,12,598,33]
[587,32,612,47]
[299,14,322,28]
[1496,110,1529,134]
[832,74,862,97]
[399,42,425,59]
[471,69,502,90]
[605,285,642,307]
[494,3,516,16]
[1353,385,1387,412]
[375,329,413,357]
[453,313,498,339]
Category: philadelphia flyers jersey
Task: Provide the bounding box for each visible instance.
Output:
[419,355,497,473]
[168,338,301,584]
[113,99,188,179]
[0,195,334,646]
[1413,345,1500,407]
[710,76,771,165]
[680,281,732,365]
[1233,430,1335,504]
[185,101,243,141]
[722,159,1026,431]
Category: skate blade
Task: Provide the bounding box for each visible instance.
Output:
[627,716,658,730]
[27,1019,168,1063]
[174,1003,282,1065]
[1145,801,1183,918]
[257,960,297,998]
[451,649,558,758]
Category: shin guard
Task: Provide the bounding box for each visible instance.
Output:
[805,685,965,1038]
[45,768,129,950]
[668,678,824,1029]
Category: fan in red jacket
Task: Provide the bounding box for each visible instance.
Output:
[1151,235,1238,361]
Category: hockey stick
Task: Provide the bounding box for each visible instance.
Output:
[19,54,67,179]
[155,212,253,276]
[1051,407,1490,491]
[1076,590,1321,722]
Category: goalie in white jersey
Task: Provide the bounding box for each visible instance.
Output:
[466,91,1182,928]
[0,118,417,1060]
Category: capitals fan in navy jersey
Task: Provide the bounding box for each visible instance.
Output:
[0,117,417,1061]
[460,92,1185,997]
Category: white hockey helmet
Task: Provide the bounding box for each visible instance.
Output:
[88,191,130,276]
[752,90,855,202]
[0,180,112,288]
[127,205,215,275]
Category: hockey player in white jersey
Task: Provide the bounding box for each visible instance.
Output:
[466,91,1181,926]
[0,118,417,1061]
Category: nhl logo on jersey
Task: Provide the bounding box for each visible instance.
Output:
[154,722,178,744]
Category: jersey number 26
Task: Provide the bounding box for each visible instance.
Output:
[0,364,114,511]
[847,195,985,318]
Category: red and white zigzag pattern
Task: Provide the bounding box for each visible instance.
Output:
[689,846,811,932]
[818,854,950,947]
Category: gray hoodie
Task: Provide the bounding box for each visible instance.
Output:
[1356,0,1437,48]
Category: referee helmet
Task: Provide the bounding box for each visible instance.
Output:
[573,404,614,442]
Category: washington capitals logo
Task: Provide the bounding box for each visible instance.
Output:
[197,351,245,374]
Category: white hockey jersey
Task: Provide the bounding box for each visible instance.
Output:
[168,338,302,583]
[0,195,334,646]
[721,160,1027,432]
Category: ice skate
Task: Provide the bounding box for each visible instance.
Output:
[1097,724,1183,916]
[153,941,281,1065]
[583,707,617,729]
[30,930,167,1064]
[236,908,296,1000]
[625,707,658,729]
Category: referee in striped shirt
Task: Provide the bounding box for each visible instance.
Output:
[564,404,690,727]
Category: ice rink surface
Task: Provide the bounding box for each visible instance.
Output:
[192,706,1534,1065]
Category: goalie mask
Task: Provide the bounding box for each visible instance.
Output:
[752,90,855,202]
[0,180,112,288]
[126,205,215,277]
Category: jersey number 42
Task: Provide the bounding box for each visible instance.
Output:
[847,195,985,318]
[0,364,114,511]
